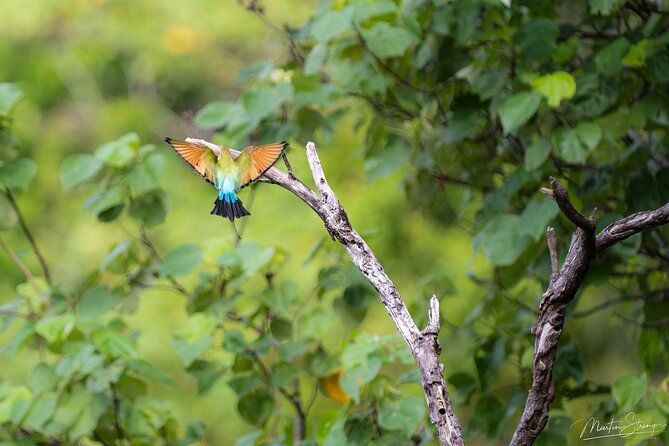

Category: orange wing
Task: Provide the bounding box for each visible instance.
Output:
[237,141,288,188]
[165,138,217,185]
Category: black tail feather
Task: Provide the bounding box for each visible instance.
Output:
[210,197,251,221]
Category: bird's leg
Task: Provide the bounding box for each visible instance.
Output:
[282,152,296,180]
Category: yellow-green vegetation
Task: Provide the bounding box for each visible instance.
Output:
[1,0,668,445]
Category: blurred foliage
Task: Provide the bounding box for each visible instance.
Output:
[1,0,669,445]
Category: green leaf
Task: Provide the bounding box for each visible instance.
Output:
[310,9,351,43]
[222,330,246,354]
[60,154,103,189]
[532,71,576,107]
[612,374,647,412]
[237,391,273,426]
[589,0,625,15]
[524,136,552,170]
[27,363,58,394]
[92,327,137,358]
[552,123,602,163]
[126,163,159,193]
[35,314,76,344]
[622,39,650,67]
[378,395,426,437]
[23,392,58,431]
[83,185,124,217]
[479,214,530,266]
[520,198,559,241]
[187,360,224,396]
[78,286,122,321]
[0,82,23,115]
[126,359,174,387]
[160,244,203,277]
[360,23,419,58]
[234,431,262,446]
[0,158,37,191]
[193,100,250,130]
[95,133,139,168]
[0,384,32,425]
[269,362,299,388]
[242,83,293,124]
[304,43,328,75]
[498,92,541,134]
[128,191,166,227]
[595,38,630,74]
[339,357,381,403]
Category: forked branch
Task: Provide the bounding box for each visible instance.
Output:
[187,138,463,446]
[511,179,669,446]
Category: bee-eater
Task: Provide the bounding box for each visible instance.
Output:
[165,138,288,221]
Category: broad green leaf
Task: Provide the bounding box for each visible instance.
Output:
[128,191,166,227]
[0,158,37,191]
[479,214,530,266]
[60,153,103,189]
[242,83,293,124]
[160,244,203,277]
[589,0,625,15]
[83,185,124,216]
[612,374,647,412]
[575,122,602,151]
[188,360,225,395]
[237,391,273,426]
[23,392,58,431]
[524,136,552,170]
[126,163,159,192]
[35,314,76,344]
[269,362,299,388]
[193,100,248,130]
[92,327,137,358]
[378,395,426,437]
[520,198,559,241]
[234,431,262,446]
[78,286,122,321]
[532,71,576,107]
[95,133,139,168]
[360,23,419,58]
[595,38,630,74]
[339,357,381,403]
[622,39,650,67]
[0,82,23,115]
[222,329,246,354]
[498,92,541,134]
[310,9,351,43]
[552,123,602,163]
[0,385,32,425]
[126,359,174,387]
[304,43,328,75]
[27,363,58,394]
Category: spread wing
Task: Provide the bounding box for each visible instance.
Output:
[236,141,288,188]
[165,138,218,185]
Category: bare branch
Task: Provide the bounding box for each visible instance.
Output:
[186,138,463,446]
[549,177,595,231]
[512,179,669,446]
[596,203,669,252]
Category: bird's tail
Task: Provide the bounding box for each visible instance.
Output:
[210,194,251,221]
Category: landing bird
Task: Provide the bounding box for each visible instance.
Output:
[165,138,288,221]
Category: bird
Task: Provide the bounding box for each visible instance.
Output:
[165,138,288,221]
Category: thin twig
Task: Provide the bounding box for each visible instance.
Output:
[0,236,34,280]
[3,190,52,286]
[574,288,669,318]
